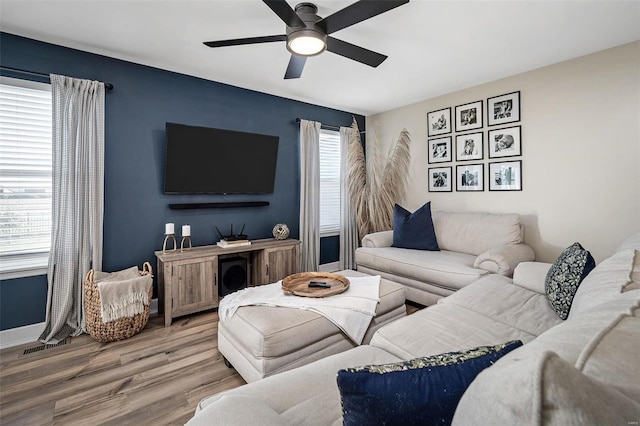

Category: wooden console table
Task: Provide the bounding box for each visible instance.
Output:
[155,238,300,326]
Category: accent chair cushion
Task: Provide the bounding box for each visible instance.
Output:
[391,202,439,251]
[545,242,596,319]
[336,340,522,426]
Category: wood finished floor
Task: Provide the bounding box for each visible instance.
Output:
[1,304,420,425]
[0,311,244,425]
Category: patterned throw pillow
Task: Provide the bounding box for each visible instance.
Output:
[545,242,596,320]
[337,341,523,426]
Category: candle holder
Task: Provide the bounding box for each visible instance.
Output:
[163,233,177,254]
[180,236,192,252]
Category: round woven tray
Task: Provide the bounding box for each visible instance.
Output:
[282,272,350,298]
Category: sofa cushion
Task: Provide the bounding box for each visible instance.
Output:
[337,341,522,426]
[577,305,640,401]
[187,395,288,426]
[391,202,439,251]
[613,232,640,254]
[431,211,522,256]
[570,249,639,318]
[190,346,402,426]
[355,247,486,291]
[452,350,640,426]
[370,307,535,362]
[452,301,640,425]
[439,274,563,337]
[370,275,562,361]
[545,242,596,319]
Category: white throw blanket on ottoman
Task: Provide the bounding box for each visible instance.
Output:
[219,275,381,344]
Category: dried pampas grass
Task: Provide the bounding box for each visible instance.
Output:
[347,119,411,241]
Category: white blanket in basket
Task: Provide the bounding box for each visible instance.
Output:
[97,275,152,323]
[219,275,381,344]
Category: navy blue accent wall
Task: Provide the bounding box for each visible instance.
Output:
[0,275,48,330]
[320,235,340,265]
[0,32,364,331]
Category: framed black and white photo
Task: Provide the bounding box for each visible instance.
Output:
[489,160,522,191]
[428,167,452,192]
[488,126,521,158]
[487,91,520,126]
[456,164,484,192]
[455,100,483,132]
[455,132,483,161]
[427,107,451,137]
[428,136,452,163]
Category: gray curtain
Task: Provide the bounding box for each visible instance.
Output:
[40,74,105,344]
[298,119,321,272]
[339,126,358,270]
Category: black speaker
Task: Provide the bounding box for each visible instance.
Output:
[219,256,248,297]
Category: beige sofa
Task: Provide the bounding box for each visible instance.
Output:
[356,211,536,305]
[187,233,640,425]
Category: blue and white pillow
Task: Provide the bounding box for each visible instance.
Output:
[545,242,596,319]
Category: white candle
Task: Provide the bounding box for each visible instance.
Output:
[182,225,191,237]
[165,223,174,235]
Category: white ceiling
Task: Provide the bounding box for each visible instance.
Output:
[1,1,639,116]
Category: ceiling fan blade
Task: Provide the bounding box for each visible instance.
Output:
[326,37,387,67]
[318,0,409,34]
[284,55,307,79]
[204,35,286,48]
[263,0,305,28]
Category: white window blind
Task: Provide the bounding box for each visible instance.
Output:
[319,129,341,235]
[0,76,52,278]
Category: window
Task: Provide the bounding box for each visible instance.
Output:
[0,76,52,279]
[319,129,341,236]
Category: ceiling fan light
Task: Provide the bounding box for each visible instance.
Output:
[287,29,326,56]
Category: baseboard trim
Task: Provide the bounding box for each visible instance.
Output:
[318,261,340,273]
[0,298,160,349]
[0,322,45,349]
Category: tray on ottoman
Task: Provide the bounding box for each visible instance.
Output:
[282,272,349,297]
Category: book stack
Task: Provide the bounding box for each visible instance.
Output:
[217,239,251,248]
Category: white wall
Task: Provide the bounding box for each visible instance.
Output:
[367,41,640,263]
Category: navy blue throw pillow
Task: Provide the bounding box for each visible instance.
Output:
[337,340,523,426]
[391,202,439,250]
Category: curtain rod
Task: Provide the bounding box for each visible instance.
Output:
[295,117,365,134]
[0,65,114,91]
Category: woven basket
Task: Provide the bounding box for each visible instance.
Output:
[84,262,153,343]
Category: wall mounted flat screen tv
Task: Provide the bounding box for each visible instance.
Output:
[164,123,279,194]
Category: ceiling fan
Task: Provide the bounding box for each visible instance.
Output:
[203,0,409,79]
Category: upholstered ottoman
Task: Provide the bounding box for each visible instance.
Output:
[218,270,406,383]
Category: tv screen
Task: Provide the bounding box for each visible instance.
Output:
[164,123,279,194]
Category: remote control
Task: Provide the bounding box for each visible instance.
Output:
[308,281,331,288]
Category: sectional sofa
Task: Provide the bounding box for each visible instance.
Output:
[187,232,640,425]
[356,210,536,305]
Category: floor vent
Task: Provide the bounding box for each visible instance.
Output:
[23,339,68,355]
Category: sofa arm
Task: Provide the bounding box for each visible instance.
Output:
[361,230,394,248]
[473,243,536,277]
[512,262,553,294]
